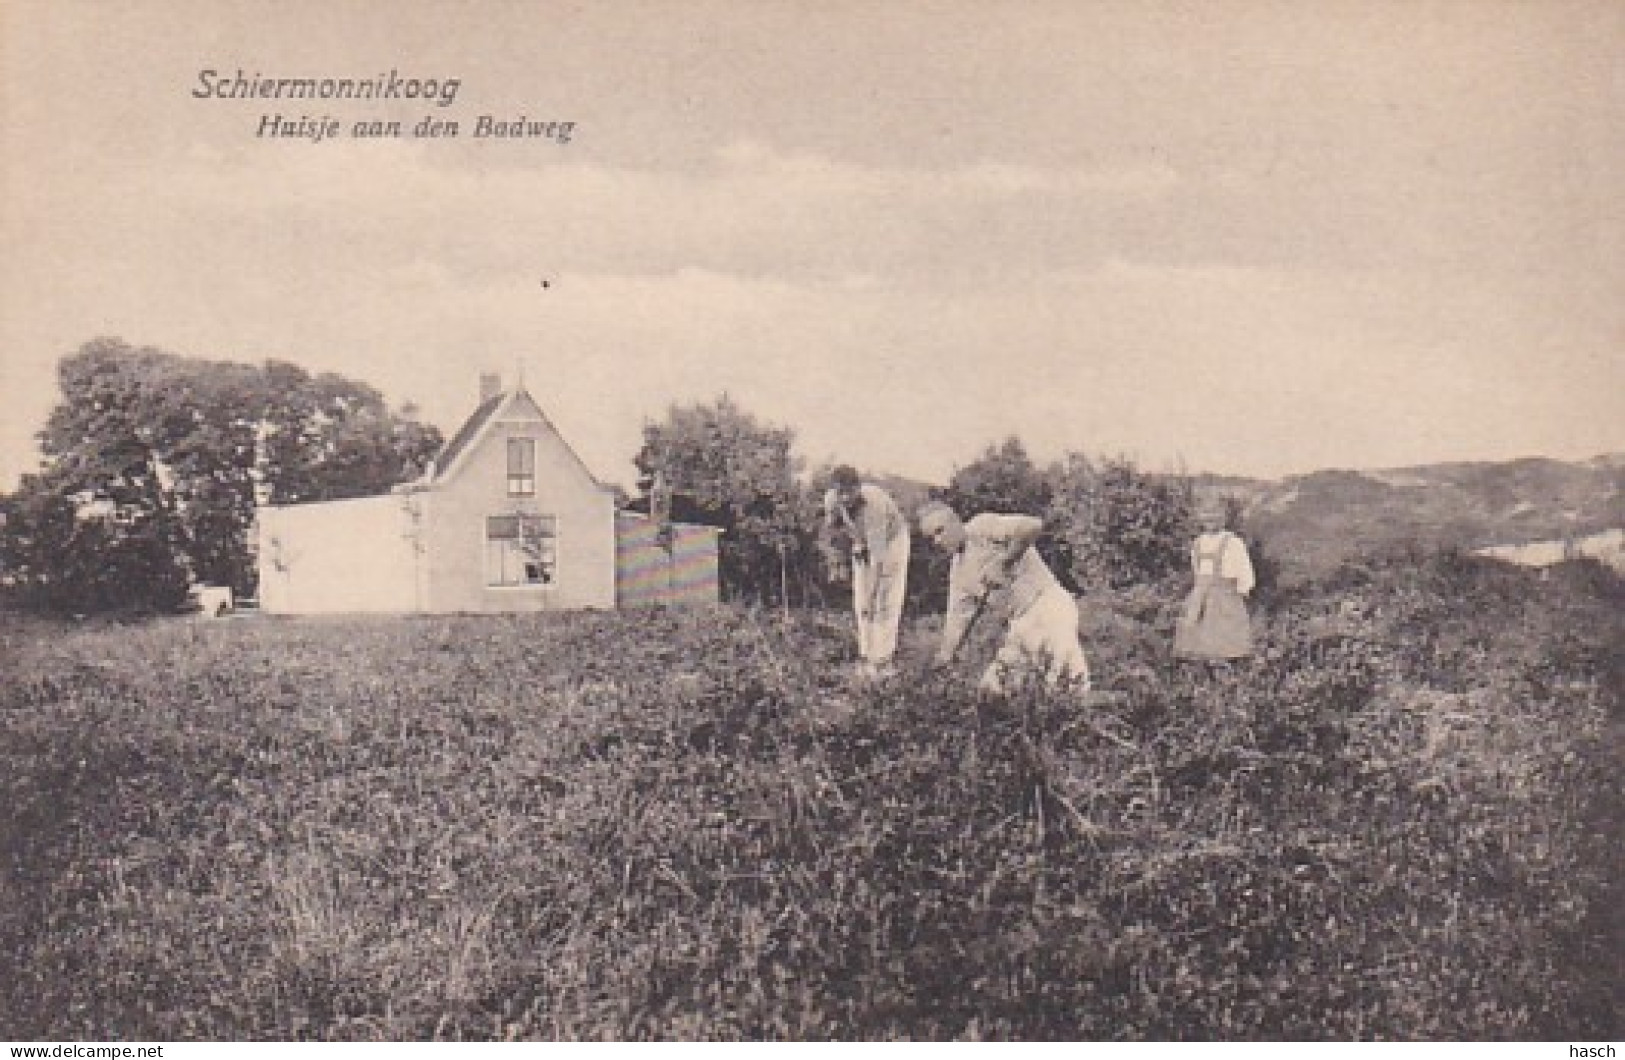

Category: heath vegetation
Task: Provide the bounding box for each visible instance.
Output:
[2,550,1618,1040]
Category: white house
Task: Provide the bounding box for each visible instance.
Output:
[257,374,719,614]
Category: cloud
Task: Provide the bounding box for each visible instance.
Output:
[712,140,1179,198]
[41,136,1187,296]
[4,0,1621,491]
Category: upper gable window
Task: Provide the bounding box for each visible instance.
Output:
[507,437,536,496]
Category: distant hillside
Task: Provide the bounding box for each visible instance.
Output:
[849,456,1622,586]
[1196,455,1625,584]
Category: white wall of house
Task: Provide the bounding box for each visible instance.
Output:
[257,494,421,613]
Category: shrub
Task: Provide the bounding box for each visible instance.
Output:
[1049,456,1196,592]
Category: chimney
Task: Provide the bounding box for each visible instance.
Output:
[479,372,502,404]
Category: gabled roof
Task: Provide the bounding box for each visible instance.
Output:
[429,385,608,491]
[430,393,505,478]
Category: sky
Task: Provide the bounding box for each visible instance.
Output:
[2,0,1622,492]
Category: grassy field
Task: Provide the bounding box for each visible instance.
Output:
[1,553,1620,1040]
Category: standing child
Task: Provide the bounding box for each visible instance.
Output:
[1173,505,1256,661]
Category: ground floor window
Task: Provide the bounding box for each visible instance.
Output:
[486,513,557,586]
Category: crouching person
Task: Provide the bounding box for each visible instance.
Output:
[916,500,1090,694]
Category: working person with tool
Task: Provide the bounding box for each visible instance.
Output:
[917,500,1091,695]
[821,465,911,678]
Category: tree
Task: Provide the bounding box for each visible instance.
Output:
[633,395,820,605]
[943,437,1053,518]
[936,437,1073,596]
[1048,454,1196,591]
[254,362,443,506]
[0,470,192,615]
[0,338,442,614]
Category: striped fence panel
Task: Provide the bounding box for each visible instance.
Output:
[615,512,721,607]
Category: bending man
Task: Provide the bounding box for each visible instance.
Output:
[917,500,1090,694]
[822,465,911,675]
